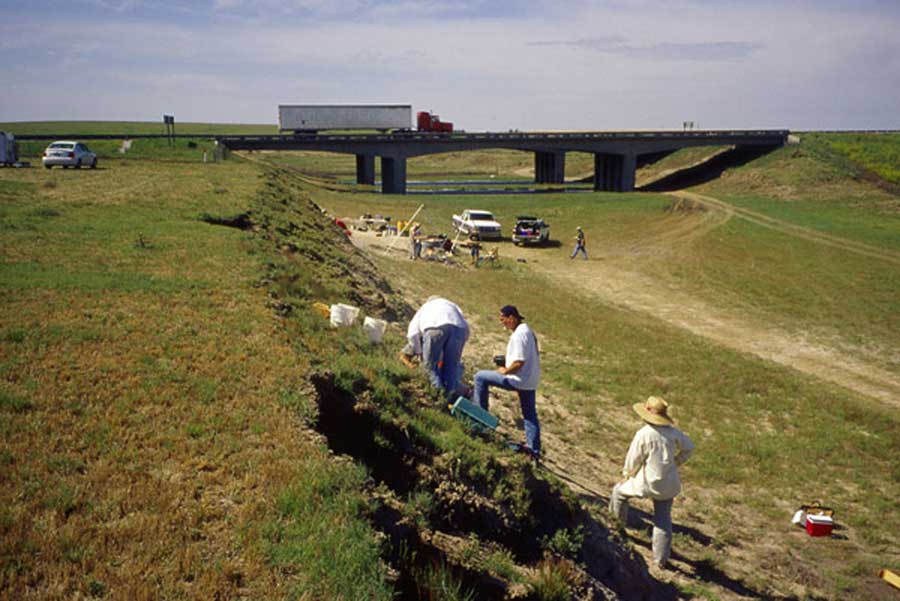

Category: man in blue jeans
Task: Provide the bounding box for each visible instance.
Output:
[405,296,469,401]
[570,226,587,260]
[473,305,541,459]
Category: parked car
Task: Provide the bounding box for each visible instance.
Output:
[452,209,502,240]
[512,216,550,245]
[42,141,97,169]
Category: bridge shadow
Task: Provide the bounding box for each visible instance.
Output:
[638,144,782,192]
[539,461,778,600]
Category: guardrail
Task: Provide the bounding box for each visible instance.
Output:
[12,130,790,142]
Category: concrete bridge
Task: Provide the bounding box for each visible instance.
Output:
[220,129,789,194]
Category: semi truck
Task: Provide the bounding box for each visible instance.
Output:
[278,104,412,133]
[417,111,453,133]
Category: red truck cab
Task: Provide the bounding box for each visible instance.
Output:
[417,111,453,133]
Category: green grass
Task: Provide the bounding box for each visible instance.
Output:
[266,461,393,601]
[3,122,897,600]
[0,146,401,599]
[263,148,597,183]
[714,193,900,250]
[315,182,899,373]
[817,132,900,185]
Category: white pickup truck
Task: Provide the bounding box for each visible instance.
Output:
[452,209,502,240]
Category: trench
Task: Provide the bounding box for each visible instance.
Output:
[310,372,509,600]
[200,211,254,230]
[309,372,677,600]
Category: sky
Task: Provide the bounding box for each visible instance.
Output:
[2,0,899,131]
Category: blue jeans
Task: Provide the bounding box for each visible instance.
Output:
[571,243,587,259]
[609,484,674,567]
[422,325,467,399]
[473,369,540,455]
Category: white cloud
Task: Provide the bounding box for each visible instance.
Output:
[2,1,899,130]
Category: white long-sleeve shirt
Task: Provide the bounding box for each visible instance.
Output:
[406,298,469,355]
[618,424,694,500]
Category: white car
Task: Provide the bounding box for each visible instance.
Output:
[42,141,98,169]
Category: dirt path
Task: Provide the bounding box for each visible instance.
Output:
[503,193,900,408]
[675,190,900,266]
[350,208,900,407]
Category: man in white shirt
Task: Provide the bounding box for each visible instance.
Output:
[472,305,541,458]
[405,296,470,401]
[609,396,694,570]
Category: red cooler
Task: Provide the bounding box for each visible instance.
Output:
[805,514,834,537]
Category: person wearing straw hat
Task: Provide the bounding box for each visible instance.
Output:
[609,396,694,570]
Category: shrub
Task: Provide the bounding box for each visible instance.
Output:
[541,526,585,560]
[529,559,575,601]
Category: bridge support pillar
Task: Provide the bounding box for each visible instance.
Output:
[593,152,636,192]
[381,156,407,195]
[534,151,566,184]
[355,155,375,185]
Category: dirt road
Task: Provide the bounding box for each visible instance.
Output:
[503,191,900,408]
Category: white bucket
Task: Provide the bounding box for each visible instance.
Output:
[363,316,388,344]
[330,303,360,327]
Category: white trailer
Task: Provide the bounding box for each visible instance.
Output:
[278,104,412,133]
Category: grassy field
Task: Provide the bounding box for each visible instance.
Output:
[0,157,402,599]
[1,135,666,600]
[2,125,898,600]
[807,131,900,186]
[1,120,277,163]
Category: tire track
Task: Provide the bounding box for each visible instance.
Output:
[505,199,900,407]
[671,190,900,266]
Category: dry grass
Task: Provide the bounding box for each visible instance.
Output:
[0,160,324,599]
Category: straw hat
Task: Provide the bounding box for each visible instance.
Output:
[632,396,674,426]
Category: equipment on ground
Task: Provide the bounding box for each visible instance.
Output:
[278,104,412,133]
[450,396,499,432]
[881,569,900,591]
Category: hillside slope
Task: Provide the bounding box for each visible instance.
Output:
[0,156,671,600]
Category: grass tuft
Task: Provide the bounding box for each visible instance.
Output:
[0,390,34,413]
